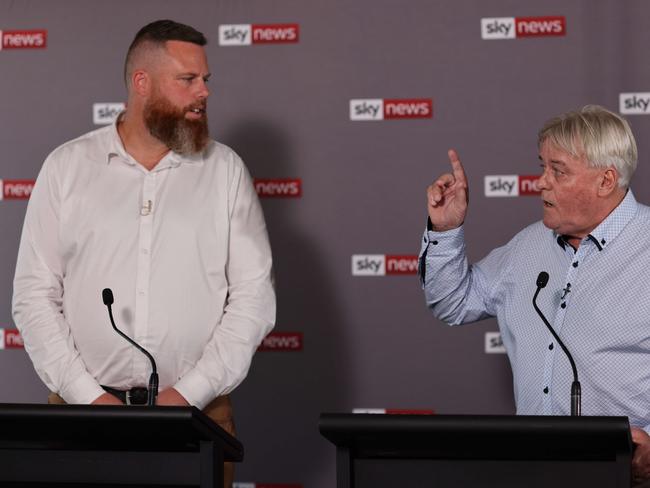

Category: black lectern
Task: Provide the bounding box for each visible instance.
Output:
[320,413,632,488]
[0,403,243,488]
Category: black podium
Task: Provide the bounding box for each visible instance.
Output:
[320,413,632,488]
[0,403,243,488]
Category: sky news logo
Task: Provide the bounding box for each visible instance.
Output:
[218,24,299,46]
[350,99,433,121]
[481,16,566,40]
[619,93,650,115]
[234,484,302,488]
[93,103,125,125]
[0,329,24,350]
[257,332,303,351]
[352,408,435,415]
[0,29,47,50]
[0,179,35,201]
[352,255,418,276]
[485,332,506,354]
[484,175,539,197]
[254,178,302,198]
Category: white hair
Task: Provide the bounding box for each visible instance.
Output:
[538,105,638,188]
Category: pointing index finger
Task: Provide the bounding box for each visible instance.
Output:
[448,149,467,184]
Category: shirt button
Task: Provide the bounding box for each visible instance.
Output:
[432,240,439,245]
[138,290,146,296]
[548,343,554,350]
[141,248,149,255]
[572,262,578,268]
[561,302,566,309]
[543,386,549,394]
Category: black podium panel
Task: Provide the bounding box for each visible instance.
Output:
[320,414,632,488]
[0,403,243,488]
[353,458,622,488]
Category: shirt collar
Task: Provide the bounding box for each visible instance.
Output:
[106,112,205,169]
[554,189,639,252]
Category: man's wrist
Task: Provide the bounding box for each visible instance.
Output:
[427,217,463,233]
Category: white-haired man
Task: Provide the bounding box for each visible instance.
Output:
[420,105,650,484]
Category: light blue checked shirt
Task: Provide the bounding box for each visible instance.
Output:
[420,190,650,432]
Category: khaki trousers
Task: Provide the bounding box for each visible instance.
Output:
[48,392,235,488]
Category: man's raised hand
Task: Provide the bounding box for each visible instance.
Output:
[426,149,469,231]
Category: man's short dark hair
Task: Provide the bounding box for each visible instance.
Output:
[124,20,207,87]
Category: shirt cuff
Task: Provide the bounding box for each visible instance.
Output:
[418,225,465,281]
[426,225,464,246]
[419,222,464,252]
[174,369,215,410]
[59,373,106,404]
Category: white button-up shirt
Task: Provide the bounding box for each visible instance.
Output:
[12,122,275,408]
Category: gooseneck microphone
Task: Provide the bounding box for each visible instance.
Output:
[532,272,581,416]
[102,288,159,406]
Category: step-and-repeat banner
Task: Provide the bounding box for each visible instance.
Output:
[1,1,649,486]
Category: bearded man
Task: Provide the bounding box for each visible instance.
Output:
[12,20,275,487]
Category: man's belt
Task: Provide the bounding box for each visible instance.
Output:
[101,385,149,405]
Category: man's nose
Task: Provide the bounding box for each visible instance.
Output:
[537,171,549,191]
[196,79,209,99]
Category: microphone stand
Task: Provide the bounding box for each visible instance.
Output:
[103,289,159,406]
[533,274,581,416]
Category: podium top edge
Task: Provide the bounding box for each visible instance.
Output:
[0,403,243,460]
[0,403,197,420]
[319,413,631,436]
[318,413,633,460]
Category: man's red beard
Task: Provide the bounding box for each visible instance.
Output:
[144,95,209,155]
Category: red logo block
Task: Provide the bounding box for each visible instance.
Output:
[515,16,565,37]
[385,409,435,415]
[251,24,299,44]
[519,175,541,195]
[2,30,47,49]
[2,180,35,200]
[385,255,419,275]
[0,329,24,349]
[384,99,433,119]
[258,332,303,351]
[254,178,302,198]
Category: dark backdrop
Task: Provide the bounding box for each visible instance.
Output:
[1,1,649,486]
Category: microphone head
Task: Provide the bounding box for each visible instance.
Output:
[536,272,549,289]
[102,288,114,306]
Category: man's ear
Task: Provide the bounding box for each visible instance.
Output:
[132,70,150,96]
[598,167,619,196]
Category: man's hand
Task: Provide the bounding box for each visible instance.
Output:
[91,392,123,405]
[426,149,469,232]
[156,387,190,406]
[632,427,650,484]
